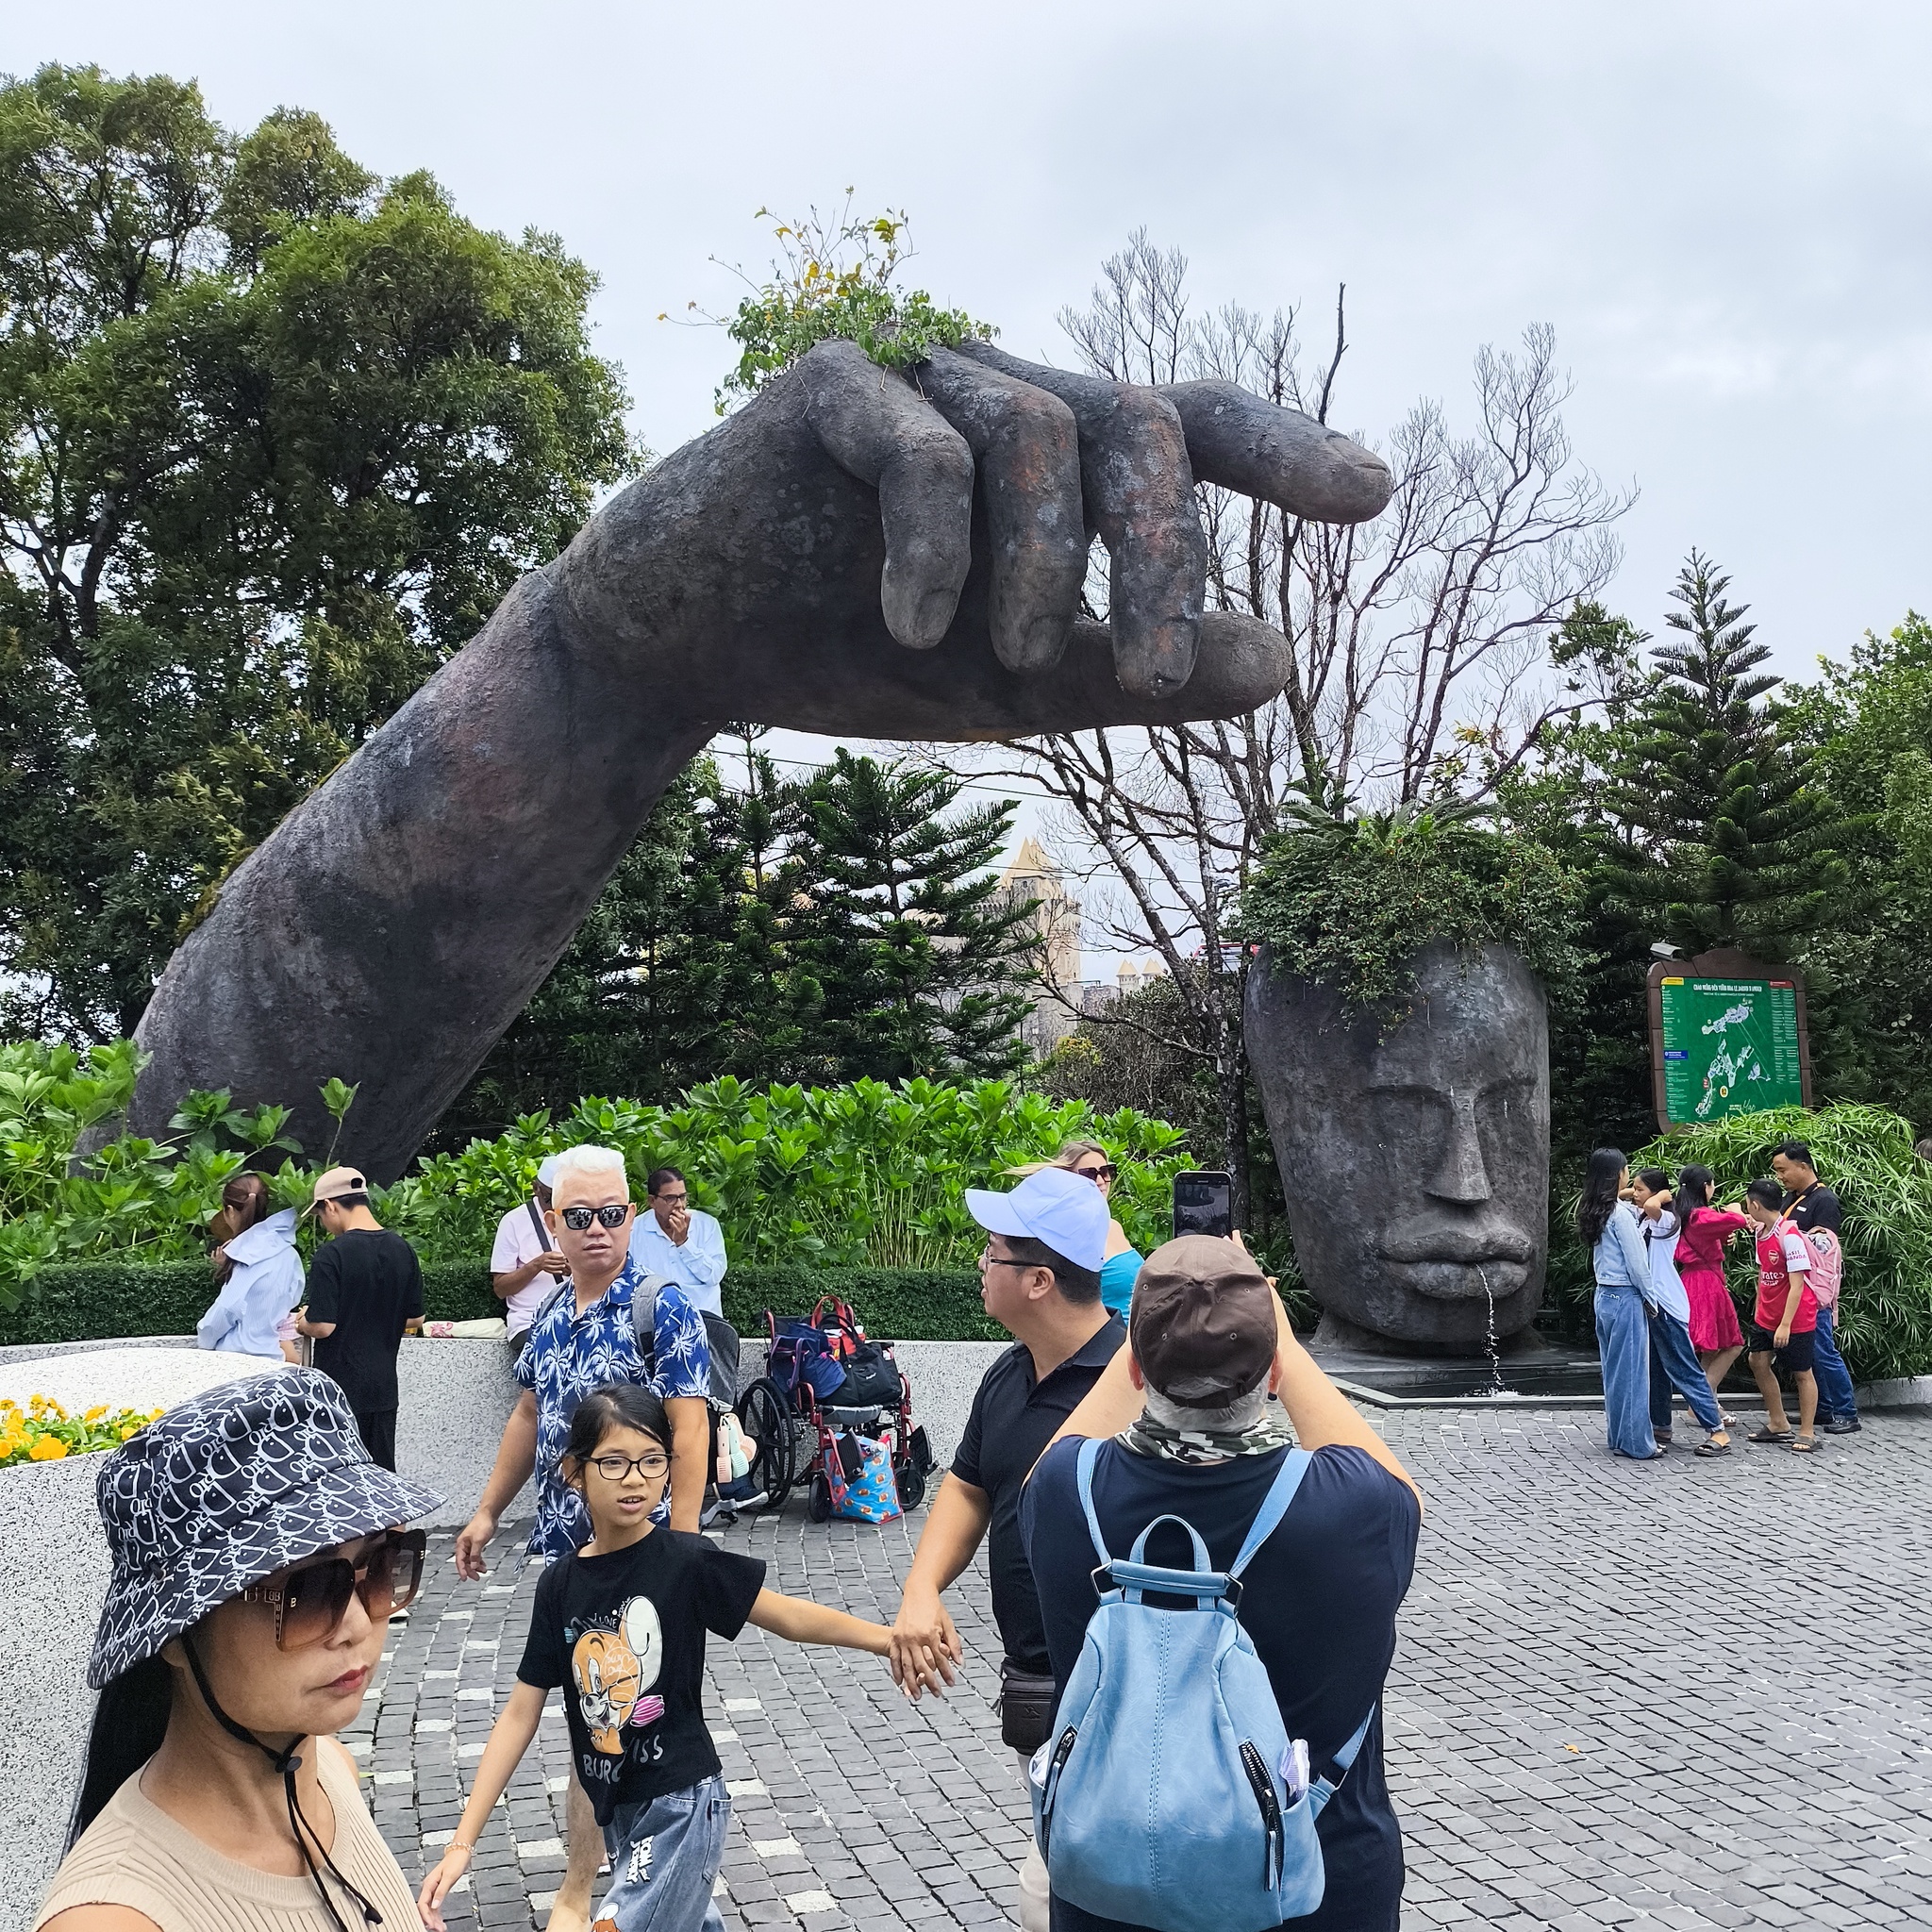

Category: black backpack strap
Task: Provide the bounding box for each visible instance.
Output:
[525,1198,548,1248]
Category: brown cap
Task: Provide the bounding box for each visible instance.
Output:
[302,1166,368,1216]
[1130,1235,1277,1405]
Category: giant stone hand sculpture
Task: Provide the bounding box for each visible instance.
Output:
[129,340,1392,1178]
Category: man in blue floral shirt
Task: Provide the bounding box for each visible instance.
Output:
[456,1142,711,1926]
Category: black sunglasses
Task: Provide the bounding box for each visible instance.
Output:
[558,1204,631,1231]
[242,1529,426,1649]
[1077,1163,1118,1184]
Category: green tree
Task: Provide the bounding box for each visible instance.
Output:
[1785,614,1932,1123]
[0,65,635,1038]
[1600,552,1845,959]
[441,747,1035,1135]
[801,750,1034,1082]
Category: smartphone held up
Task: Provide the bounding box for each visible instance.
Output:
[1172,1170,1234,1241]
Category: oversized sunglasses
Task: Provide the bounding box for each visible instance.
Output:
[558,1204,631,1230]
[1077,1163,1118,1184]
[242,1528,426,1649]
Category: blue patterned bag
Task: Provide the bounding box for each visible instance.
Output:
[826,1431,902,1523]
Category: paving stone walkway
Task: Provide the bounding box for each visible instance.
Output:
[351,1404,1932,1930]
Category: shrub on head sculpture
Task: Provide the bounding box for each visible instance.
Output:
[1241,808,1583,1355]
[125,338,1392,1176]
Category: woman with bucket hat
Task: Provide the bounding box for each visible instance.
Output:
[36,1368,439,1932]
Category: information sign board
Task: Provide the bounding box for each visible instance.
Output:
[1646,953,1810,1130]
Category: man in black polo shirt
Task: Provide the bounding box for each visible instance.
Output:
[888,1165,1122,1932]
[1774,1137,1861,1434]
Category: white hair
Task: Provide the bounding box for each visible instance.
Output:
[1141,1377,1272,1434]
[549,1144,630,1197]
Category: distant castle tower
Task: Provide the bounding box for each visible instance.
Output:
[994,837,1084,1059]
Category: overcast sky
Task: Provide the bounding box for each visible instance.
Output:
[17,2,1930,947]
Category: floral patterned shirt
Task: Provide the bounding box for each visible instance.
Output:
[515,1257,711,1558]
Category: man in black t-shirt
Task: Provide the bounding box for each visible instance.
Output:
[888,1166,1122,1932]
[1774,1137,1860,1433]
[296,1165,424,1470]
[1022,1236,1423,1932]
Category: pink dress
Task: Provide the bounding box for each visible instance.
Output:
[1674,1208,1749,1351]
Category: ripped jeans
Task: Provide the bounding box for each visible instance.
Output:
[599,1774,729,1930]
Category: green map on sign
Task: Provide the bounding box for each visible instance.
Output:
[1658,976,1805,1124]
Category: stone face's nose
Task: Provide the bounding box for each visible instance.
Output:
[1425,1090,1492,1205]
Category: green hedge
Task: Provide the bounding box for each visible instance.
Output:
[0,1258,500,1347]
[0,1258,996,1348]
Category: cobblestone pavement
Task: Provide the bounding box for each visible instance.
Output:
[352,1405,1932,1931]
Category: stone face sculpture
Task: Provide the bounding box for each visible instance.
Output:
[126,339,1392,1177]
[1245,941,1552,1355]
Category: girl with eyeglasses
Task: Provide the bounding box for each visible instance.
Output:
[419,1381,896,1931]
[1054,1141,1144,1315]
[38,1369,439,1932]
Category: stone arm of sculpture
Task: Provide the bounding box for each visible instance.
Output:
[129,339,1391,1177]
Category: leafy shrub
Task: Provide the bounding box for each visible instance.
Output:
[0,1257,498,1346]
[1545,1103,1932,1381]
[0,1040,358,1303]
[1241,795,1589,1020]
[702,203,993,412]
[384,1076,1190,1272]
[0,1257,998,1346]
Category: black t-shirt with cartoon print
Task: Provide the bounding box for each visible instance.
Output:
[517,1530,766,1822]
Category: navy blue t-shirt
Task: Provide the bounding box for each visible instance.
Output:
[1021,1438,1420,1932]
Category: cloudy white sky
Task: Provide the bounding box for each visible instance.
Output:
[17,2,1930,940]
[22,0,1929,661]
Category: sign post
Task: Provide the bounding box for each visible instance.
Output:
[1647,947,1811,1132]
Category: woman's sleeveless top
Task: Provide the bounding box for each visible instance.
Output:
[36,1742,421,1931]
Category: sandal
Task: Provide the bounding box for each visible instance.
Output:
[1748,1426,1793,1444]
[1694,1435,1732,1457]
[1721,1411,1740,1430]
[1790,1434,1821,1453]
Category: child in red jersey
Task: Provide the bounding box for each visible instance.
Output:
[1740,1177,1820,1453]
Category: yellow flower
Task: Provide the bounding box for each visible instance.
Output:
[118,1423,143,1441]
[28,1435,68,1461]
[82,1405,108,1423]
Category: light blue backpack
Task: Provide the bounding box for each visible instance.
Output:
[1030,1438,1374,1932]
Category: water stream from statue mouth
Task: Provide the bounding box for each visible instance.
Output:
[1478,1267,1511,1397]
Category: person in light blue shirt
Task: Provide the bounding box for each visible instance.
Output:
[1578,1147,1662,1460]
[627,1165,728,1319]
[1629,1168,1731,1456]
[196,1200,305,1359]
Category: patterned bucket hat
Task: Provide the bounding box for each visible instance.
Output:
[88,1367,441,1688]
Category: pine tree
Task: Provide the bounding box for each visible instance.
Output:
[1603,552,1844,959]
[801,751,1034,1081]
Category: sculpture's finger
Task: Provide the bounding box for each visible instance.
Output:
[799,338,974,649]
[917,348,1087,672]
[957,341,1205,701]
[1158,380,1393,524]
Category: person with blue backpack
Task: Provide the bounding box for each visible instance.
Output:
[1020,1233,1422,1932]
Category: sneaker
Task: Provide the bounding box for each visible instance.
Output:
[1824,1417,1863,1435]
[698,1497,736,1529]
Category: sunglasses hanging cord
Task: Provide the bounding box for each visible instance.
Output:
[182,1635,384,1930]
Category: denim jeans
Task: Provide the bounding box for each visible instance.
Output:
[600,1774,728,1931]
[1647,1308,1724,1433]
[1595,1283,1657,1457]
[1811,1303,1859,1422]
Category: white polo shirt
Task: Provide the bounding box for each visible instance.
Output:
[490,1198,565,1337]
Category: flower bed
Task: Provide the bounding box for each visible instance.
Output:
[0,1394,162,1466]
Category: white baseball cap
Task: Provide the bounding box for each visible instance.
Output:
[536,1155,560,1189]
[965,1166,1109,1273]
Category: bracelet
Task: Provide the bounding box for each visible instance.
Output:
[451,1837,477,1854]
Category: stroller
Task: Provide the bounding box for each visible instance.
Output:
[734,1295,936,1521]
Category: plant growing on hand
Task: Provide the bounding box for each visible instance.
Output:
[681,195,995,412]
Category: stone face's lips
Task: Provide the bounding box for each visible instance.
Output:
[1375,1224,1537,1267]
[1379,1257,1533,1302]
